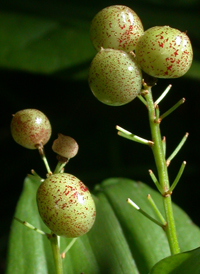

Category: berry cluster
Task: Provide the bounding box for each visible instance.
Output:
[88,5,193,106]
[11,109,96,238]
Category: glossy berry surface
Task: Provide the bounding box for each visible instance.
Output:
[11,109,51,149]
[52,134,79,159]
[135,26,193,78]
[37,173,96,238]
[88,48,142,106]
[90,5,144,52]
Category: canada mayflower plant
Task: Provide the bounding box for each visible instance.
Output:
[6,4,200,274]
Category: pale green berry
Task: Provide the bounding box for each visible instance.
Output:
[90,5,144,52]
[135,26,193,78]
[88,48,142,106]
[11,109,51,149]
[37,173,96,238]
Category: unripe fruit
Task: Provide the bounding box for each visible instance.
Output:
[88,48,142,106]
[11,109,51,149]
[135,26,193,78]
[52,134,79,159]
[37,173,96,238]
[90,5,144,52]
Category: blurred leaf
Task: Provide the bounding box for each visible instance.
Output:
[139,0,200,7]
[6,176,200,274]
[150,247,200,274]
[0,11,95,75]
[186,60,200,80]
[0,0,200,80]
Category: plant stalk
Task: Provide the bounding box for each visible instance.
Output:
[145,87,180,255]
[50,233,63,274]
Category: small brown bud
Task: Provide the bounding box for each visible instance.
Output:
[52,134,79,159]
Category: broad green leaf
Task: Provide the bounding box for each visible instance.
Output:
[6,176,200,274]
[0,11,95,76]
[150,247,200,274]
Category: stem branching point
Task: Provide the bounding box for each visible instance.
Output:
[137,94,147,106]
[155,104,160,123]
[147,194,167,227]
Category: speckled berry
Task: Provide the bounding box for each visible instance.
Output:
[135,26,193,78]
[11,109,52,149]
[52,134,79,159]
[88,48,142,106]
[37,173,96,238]
[90,5,144,53]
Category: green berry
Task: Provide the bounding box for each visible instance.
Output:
[37,173,96,238]
[90,5,144,52]
[88,48,142,106]
[135,26,193,78]
[11,109,51,149]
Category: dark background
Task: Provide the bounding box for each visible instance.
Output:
[1,0,200,273]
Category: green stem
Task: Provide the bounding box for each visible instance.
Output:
[166,133,189,166]
[169,161,187,193]
[145,87,180,255]
[36,144,52,174]
[61,238,77,258]
[148,169,163,194]
[116,125,153,146]
[54,161,68,174]
[50,233,63,274]
[127,198,164,228]
[155,84,172,105]
[160,98,185,121]
[147,194,167,226]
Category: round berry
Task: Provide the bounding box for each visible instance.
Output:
[90,5,144,52]
[11,109,52,149]
[52,134,79,159]
[135,26,193,78]
[37,173,96,238]
[88,48,142,106]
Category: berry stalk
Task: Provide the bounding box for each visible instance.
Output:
[144,85,180,255]
[49,233,63,274]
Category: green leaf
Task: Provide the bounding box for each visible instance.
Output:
[150,247,200,274]
[0,1,200,80]
[6,176,200,274]
[0,10,95,77]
